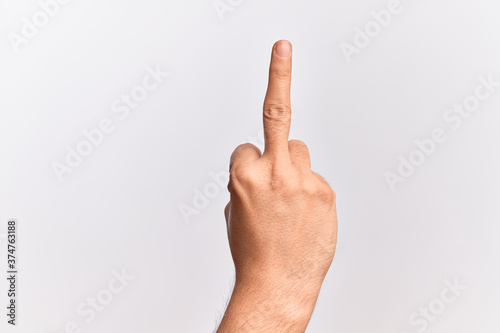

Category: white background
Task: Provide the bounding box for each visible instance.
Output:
[1,0,500,332]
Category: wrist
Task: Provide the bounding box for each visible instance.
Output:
[217,275,320,332]
[236,266,324,305]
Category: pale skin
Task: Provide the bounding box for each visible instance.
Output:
[216,40,338,332]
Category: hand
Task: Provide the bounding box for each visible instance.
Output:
[217,40,338,333]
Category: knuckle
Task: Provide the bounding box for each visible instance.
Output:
[229,165,255,187]
[319,186,335,203]
[268,173,288,191]
[234,142,255,152]
[271,63,291,79]
[289,139,305,146]
[289,140,309,152]
[289,139,304,146]
[231,143,253,160]
[268,164,295,189]
[303,181,318,197]
[263,103,291,121]
[230,143,260,170]
[305,178,335,203]
[310,173,335,202]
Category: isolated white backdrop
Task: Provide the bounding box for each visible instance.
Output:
[1,0,500,332]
